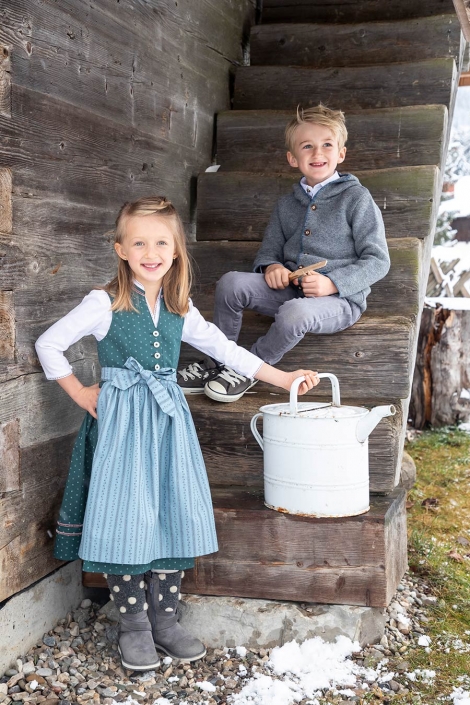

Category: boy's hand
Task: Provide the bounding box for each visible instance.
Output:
[298,272,338,298]
[73,384,100,419]
[286,370,320,395]
[265,264,290,290]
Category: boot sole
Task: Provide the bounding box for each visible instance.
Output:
[204,380,258,403]
[118,646,161,671]
[154,642,207,662]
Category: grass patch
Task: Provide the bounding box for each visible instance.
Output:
[396,427,470,702]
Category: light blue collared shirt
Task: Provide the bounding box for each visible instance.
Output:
[300,171,341,199]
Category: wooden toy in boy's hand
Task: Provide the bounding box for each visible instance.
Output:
[288,260,328,282]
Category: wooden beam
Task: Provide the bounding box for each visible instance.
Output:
[460,71,470,86]
[452,0,470,41]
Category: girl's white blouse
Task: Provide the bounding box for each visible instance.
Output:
[35,288,264,381]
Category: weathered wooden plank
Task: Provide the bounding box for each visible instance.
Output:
[0,433,74,602]
[1,0,253,137]
[261,0,456,23]
[251,16,462,68]
[0,290,15,361]
[184,390,404,494]
[0,359,97,449]
[0,419,20,493]
[233,59,456,111]
[182,310,415,400]
[452,0,470,41]
[196,167,439,241]
[181,488,407,607]
[0,44,11,118]
[216,106,448,173]
[189,238,422,318]
[0,167,12,233]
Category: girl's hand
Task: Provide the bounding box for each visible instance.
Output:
[285,370,320,395]
[73,384,100,418]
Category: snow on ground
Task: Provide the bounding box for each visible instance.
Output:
[231,635,390,705]
[426,297,470,310]
[452,688,470,704]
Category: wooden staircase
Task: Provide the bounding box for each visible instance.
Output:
[177,1,465,608]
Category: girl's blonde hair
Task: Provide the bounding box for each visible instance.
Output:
[105,196,192,316]
[285,104,348,152]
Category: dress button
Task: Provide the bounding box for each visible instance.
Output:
[311,204,317,211]
[153,341,160,348]
[304,229,311,236]
[153,331,159,337]
[154,352,161,359]
[154,364,160,370]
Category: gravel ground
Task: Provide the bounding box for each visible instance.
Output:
[0,572,438,705]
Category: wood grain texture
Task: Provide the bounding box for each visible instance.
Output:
[196,167,439,241]
[216,106,448,173]
[0,45,11,118]
[0,419,20,493]
[0,433,74,602]
[184,391,404,494]
[189,238,423,318]
[0,167,12,233]
[182,488,407,606]
[261,0,456,23]
[251,15,462,68]
[233,59,456,111]
[0,290,15,361]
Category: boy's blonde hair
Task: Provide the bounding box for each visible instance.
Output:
[105,196,192,316]
[285,104,348,152]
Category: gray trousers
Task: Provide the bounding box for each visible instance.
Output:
[213,272,362,365]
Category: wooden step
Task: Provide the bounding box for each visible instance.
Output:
[181,310,415,401]
[233,58,456,111]
[189,238,423,319]
[184,487,407,607]
[251,16,462,68]
[216,104,447,175]
[184,391,405,494]
[196,166,439,241]
[261,0,455,24]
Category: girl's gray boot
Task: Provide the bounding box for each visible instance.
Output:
[118,611,161,671]
[146,571,206,661]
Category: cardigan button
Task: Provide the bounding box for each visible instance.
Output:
[153,341,160,348]
[311,204,317,211]
[154,364,160,370]
[153,330,159,337]
[154,352,161,359]
[304,229,311,236]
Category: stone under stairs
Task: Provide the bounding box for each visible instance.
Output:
[177,1,466,608]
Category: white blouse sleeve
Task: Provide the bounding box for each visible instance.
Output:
[182,300,263,379]
[35,290,113,380]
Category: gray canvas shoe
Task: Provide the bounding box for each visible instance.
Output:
[177,357,221,395]
[118,611,161,671]
[204,366,258,402]
[146,573,206,661]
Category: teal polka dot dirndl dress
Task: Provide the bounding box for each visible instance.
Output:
[54,290,218,574]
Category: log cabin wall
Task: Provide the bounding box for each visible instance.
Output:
[0,0,255,603]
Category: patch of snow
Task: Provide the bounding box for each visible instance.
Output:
[231,673,310,705]
[196,681,217,693]
[418,635,432,647]
[162,656,172,665]
[405,669,436,684]
[235,646,247,658]
[452,687,470,704]
[426,297,470,311]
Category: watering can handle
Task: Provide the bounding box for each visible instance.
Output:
[289,373,341,415]
[250,413,264,450]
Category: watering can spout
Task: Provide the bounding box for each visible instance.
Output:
[356,405,396,443]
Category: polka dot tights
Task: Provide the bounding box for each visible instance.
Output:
[105,573,147,614]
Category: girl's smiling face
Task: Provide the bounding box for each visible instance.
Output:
[287,122,346,187]
[114,214,177,290]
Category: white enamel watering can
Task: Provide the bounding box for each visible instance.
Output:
[250,373,396,518]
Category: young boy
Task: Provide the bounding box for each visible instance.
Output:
[178,105,390,402]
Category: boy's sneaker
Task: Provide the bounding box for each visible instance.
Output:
[204,366,258,403]
[177,357,220,395]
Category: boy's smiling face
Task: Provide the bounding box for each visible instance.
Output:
[287,122,346,187]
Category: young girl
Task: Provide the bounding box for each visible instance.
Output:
[36,196,319,672]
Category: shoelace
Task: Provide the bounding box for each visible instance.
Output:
[179,361,209,382]
[217,367,247,388]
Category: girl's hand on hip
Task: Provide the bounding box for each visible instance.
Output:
[264,264,290,290]
[301,272,338,298]
[73,384,100,419]
[287,370,320,395]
